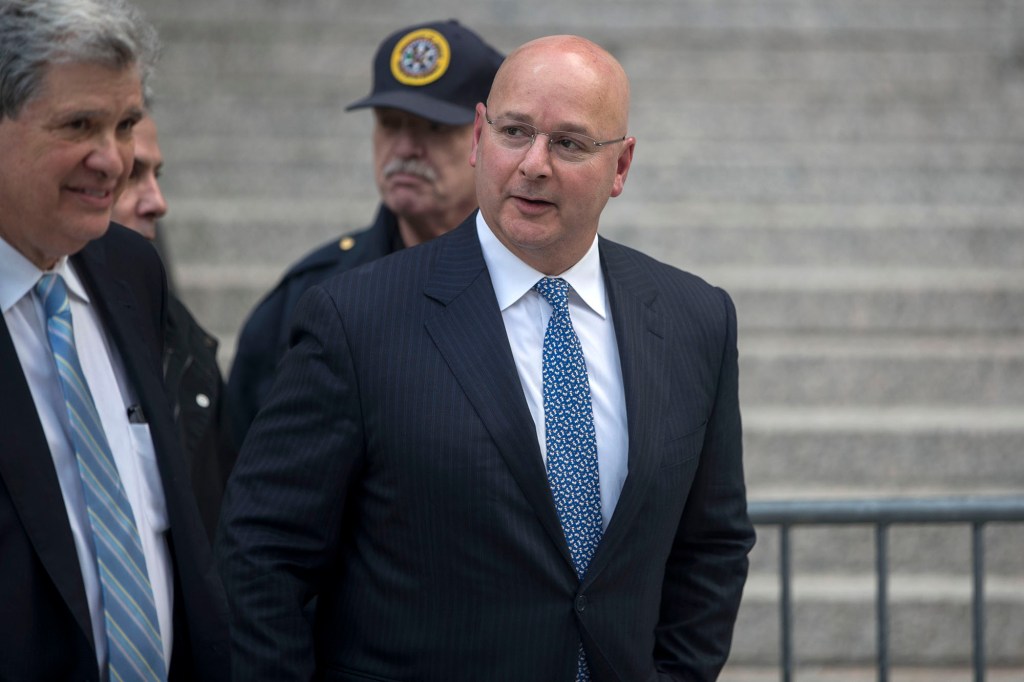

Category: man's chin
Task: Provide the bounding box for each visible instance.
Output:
[383,191,430,216]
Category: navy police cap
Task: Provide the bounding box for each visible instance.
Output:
[346,20,504,125]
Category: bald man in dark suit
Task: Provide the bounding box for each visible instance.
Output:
[219,34,754,682]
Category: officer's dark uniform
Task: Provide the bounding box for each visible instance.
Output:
[163,294,237,541]
[226,205,403,447]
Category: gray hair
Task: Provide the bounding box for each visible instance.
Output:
[0,0,160,120]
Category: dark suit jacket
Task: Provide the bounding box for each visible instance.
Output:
[218,215,755,682]
[0,225,230,681]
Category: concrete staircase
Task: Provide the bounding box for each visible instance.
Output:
[131,0,1024,673]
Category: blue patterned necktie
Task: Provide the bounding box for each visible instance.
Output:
[535,277,603,682]
[35,274,166,682]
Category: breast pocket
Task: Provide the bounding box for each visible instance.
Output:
[661,419,707,469]
[127,423,170,533]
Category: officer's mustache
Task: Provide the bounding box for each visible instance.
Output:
[383,158,437,182]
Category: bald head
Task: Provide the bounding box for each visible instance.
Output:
[489,35,631,136]
[471,34,636,275]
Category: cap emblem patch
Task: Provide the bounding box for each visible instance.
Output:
[390,28,451,86]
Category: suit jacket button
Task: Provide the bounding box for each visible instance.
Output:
[575,595,588,613]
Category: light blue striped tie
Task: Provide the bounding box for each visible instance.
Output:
[535,277,602,682]
[35,274,166,682]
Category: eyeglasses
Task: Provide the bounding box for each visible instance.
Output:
[485,112,626,163]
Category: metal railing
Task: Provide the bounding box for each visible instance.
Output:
[747,495,1024,682]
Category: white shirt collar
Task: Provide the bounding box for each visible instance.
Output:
[0,235,91,314]
[475,211,607,318]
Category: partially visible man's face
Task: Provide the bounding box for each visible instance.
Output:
[0,61,143,269]
[372,107,477,243]
[112,116,167,240]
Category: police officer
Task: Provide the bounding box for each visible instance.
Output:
[227,20,503,445]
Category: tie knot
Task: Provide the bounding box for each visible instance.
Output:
[534,277,570,313]
[35,273,70,321]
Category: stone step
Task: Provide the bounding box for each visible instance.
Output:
[150,34,1010,91]
[611,221,1024,270]
[158,196,1024,270]
[619,166,1023,204]
[739,334,1024,406]
[136,0,1013,36]
[171,265,1024,362]
[730,573,1024,665]
[161,135,1024,173]
[149,83,1023,143]
[627,48,1013,89]
[628,90,1023,143]
[713,267,1024,334]
[633,140,1024,171]
[743,407,1024,491]
[154,152,1024,205]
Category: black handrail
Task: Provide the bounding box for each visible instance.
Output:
[747,495,1024,682]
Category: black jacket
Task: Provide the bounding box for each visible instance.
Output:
[163,294,237,541]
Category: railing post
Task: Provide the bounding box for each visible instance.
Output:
[972,522,986,682]
[780,524,793,682]
[876,522,889,682]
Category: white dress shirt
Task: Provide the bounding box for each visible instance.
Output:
[476,213,629,529]
[0,236,174,671]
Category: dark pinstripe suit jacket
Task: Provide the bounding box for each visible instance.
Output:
[0,225,230,681]
[217,214,755,682]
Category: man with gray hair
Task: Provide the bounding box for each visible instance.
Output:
[0,1,229,679]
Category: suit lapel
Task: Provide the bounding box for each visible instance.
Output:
[584,239,670,584]
[0,302,95,651]
[72,240,164,388]
[423,220,574,568]
[73,238,194,523]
